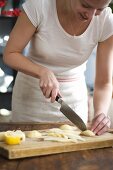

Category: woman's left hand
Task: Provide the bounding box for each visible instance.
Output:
[90,113,111,135]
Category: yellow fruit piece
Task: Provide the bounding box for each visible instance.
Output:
[59,124,73,130]
[5,135,21,145]
[4,131,23,145]
[47,132,68,139]
[26,130,42,138]
[80,130,95,137]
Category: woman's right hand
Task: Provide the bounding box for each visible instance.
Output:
[39,67,60,103]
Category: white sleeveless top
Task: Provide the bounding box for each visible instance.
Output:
[12,0,113,123]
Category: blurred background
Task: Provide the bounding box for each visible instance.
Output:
[0,0,113,123]
[0,0,24,121]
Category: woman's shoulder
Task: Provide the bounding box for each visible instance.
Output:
[23,0,53,8]
[93,7,113,26]
[97,7,113,42]
[23,0,54,15]
[23,0,42,8]
[99,7,113,18]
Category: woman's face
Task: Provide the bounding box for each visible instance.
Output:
[71,0,111,21]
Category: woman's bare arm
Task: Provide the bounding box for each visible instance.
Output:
[91,35,113,135]
[3,11,60,102]
[3,11,44,78]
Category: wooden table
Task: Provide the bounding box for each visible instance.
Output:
[0,122,113,170]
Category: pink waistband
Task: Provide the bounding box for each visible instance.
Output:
[57,77,79,82]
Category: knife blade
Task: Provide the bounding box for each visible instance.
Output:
[56,95,87,131]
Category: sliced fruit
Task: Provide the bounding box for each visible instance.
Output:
[5,135,21,145]
[4,130,25,145]
[80,130,95,137]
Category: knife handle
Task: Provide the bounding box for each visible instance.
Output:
[56,95,60,102]
[56,95,62,104]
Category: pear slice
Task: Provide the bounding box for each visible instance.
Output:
[80,130,95,137]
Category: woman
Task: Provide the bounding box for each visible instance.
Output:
[3,0,113,135]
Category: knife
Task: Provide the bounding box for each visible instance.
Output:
[56,95,87,131]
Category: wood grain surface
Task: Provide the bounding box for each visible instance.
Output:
[0,123,113,159]
[0,122,113,170]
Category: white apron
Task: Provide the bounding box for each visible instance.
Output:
[12,69,88,123]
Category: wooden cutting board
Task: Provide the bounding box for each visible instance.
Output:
[0,131,113,159]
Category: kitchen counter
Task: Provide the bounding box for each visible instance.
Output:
[0,122,113,170]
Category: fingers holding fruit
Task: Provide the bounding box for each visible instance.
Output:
[90,113,111,135]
